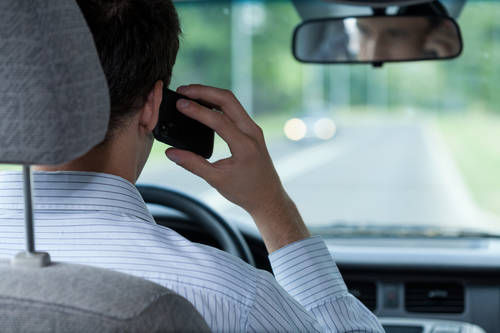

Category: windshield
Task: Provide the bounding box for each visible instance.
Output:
[136,0,500,237]
[4,0,499,237]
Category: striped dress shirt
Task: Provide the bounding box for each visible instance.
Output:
[0,171,383,333]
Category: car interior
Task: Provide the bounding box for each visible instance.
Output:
[1,0,499,332]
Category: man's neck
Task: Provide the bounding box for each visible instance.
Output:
[35,136,139,184]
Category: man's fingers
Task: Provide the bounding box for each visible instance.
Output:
[165,148,218,182]
[176,99,247,153]
[177,84,254,128]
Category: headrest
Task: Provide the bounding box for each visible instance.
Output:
[0,0,110,165]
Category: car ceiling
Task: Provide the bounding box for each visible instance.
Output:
[293,0,465,20]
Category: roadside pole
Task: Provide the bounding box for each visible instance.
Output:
[231,2,254,116]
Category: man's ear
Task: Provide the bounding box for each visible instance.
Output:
[139,80,163,132]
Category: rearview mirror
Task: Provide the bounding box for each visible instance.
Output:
[293,16,463,65]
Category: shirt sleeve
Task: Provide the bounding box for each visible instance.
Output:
[246,236,384,333]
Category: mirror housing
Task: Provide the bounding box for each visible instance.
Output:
[293,15,463,66]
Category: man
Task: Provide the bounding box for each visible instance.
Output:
[356,2,460,62]
[356,16,460,61]
[0,0,383,332]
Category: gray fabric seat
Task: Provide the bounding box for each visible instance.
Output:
[0,261,210,333]
[0,0,211,331]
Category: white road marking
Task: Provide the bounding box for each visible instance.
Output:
[200,140,344,212]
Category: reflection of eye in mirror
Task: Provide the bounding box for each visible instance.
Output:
[293,15,463,64]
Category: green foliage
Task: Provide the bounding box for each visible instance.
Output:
[171,2,232,88]
[438,113,500,216]
[173,1,500,116]
[251,3,303,115]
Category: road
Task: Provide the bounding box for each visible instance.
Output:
[138,118,499,233]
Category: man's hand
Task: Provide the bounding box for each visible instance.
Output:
[165,84,310,253]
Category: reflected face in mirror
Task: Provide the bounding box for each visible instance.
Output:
[354,17,460,61]
[293,15,462,64]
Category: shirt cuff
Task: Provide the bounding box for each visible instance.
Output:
[268,235,348,309]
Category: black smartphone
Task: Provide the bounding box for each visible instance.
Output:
[153,88,215,159]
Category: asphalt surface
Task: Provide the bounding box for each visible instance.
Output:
[138,119,498,233]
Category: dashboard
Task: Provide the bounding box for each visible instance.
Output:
[329,237,500,333]
[152,213,499,333]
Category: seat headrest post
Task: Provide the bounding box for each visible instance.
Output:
[10,165,51,268]
[23,165,35,253]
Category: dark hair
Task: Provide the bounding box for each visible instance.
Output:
[398,1,449,16]
[398,1,450,30]
[76,0,181,137]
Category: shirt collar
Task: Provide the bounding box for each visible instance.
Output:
[0,171,156,224]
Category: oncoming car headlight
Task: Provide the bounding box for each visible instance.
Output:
[284,118,307,141]
[284,117,336,141]
[313,118,336,140]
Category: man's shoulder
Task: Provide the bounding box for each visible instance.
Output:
[0,207,259,308]
[112,221,259,306]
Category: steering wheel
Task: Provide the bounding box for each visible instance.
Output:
[137,185,255,266]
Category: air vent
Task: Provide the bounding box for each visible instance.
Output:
[405,282,464,313]
[346,281,377,310]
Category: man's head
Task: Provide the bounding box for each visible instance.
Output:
[355,1,453,61]
[77,0,181,136]
[37,0,181,182]
[356,17,435,61]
